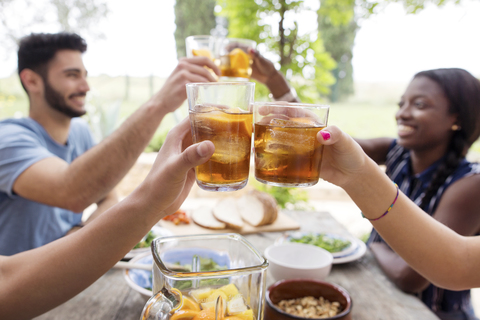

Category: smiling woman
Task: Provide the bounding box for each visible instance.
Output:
[355,68,480,320]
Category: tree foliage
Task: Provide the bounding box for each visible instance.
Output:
[318,0,357,101]
[218,0,336,103]
[0,0,109,65]
[173,0,217,59]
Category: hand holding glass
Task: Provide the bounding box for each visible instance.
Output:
[253,102,330,187]
[187,82,255,192]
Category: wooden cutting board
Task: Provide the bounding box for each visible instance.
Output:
[158,210,300,235]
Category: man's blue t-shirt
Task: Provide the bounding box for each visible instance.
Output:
[0,117,96,256]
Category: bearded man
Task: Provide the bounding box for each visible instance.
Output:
[0,32,219,255]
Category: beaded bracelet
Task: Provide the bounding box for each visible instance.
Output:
[361,183,399,221]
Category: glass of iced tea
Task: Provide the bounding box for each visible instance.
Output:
[185,35,216,59]
[253,102,330,187]
[186,82,255,192]
[216,38,256,81]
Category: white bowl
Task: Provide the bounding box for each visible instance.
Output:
[123,251,153,301]
[264,243,333,282]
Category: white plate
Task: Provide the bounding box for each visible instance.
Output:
[124,226,173,260]
[275,232,359,258]
[332,238,367,264]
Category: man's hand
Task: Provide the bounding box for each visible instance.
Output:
[150,57,220,113]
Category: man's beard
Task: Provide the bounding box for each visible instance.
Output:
[44,80,86,118]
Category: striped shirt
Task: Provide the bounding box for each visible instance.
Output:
[368,140,480,320]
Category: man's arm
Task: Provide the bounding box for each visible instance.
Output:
[13,57,219,212]
[65,189,119,236]
[0,118,216,320]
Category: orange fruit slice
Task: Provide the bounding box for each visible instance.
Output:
[192,308,216,320]
[195,111,253,137]
[192,49,213,60]
[181,296,201,312]
[170,309,199,320]
[229,309,254,320]
[229,48,250,71]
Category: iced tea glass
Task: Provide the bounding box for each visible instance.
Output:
[253,102,330,187]
[216,38,256,81]
[186,35,216,59]
[186,82,255,192]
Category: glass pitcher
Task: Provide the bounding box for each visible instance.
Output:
[140,233,268,320]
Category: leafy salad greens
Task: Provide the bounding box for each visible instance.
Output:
[290,233,351,253]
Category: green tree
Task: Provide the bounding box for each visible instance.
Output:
[0,0,109,67]
[217,0,465,102]
[174,0,217,59]
[218,0,336,103]
[318,0,357,102]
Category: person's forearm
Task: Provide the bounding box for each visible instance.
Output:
[370,242,430,293]
[343,157,474,290]
[61,101,168,211]
[84,190,119,224]
[265,71,293,99]
[0,183,162,320]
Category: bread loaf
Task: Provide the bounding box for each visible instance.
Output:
[212,197,244,230]
[191,206,226,230]
[237,190,278,227]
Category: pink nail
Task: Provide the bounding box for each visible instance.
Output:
[320,131,331,141]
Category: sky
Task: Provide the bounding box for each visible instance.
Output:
[1,0,479,84]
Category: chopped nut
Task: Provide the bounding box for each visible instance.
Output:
[275,295,343,318]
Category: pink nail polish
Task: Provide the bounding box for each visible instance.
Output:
[320,131,331,141]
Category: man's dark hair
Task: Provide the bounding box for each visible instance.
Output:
[17,32,87,90]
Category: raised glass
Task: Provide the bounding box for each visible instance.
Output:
[216,38,256,81]
[253,102,330,187]
[186,82,255,192]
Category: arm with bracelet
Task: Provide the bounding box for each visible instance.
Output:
[316,126,480,291]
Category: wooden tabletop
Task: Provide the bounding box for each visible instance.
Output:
[34,210,439,320]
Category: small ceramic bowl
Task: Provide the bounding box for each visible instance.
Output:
[264,243,333,281]
[124,252,153,301]
[265,279,352,320]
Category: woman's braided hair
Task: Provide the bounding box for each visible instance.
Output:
[418,68,480,211]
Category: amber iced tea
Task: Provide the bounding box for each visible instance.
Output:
[255,119,324,186]
[190,106,252,189]
[253,102,329,187]
[187,82,255,191]
[217,38,256,80]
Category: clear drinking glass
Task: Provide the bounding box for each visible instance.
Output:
[186,82,255,192]
[253,102,330,187]
[216,38,256,81]
[185,35,216,59]
[140,234,268,320]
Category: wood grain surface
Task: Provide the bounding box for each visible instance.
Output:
[34,211,439,320]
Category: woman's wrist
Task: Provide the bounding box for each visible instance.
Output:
[265,71,292,99]
[342,157,398,221]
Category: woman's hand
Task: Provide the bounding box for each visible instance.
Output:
[317,126,370,188]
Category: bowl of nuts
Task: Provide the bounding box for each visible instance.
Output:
[265,279,352,320]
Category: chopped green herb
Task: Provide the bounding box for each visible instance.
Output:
[290,234,351,253]
[133,231,156,249]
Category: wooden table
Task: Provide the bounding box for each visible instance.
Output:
[35,211,439,320]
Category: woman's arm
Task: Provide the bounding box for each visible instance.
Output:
[0,118,215,320]
[370,174,480,292]
[354,137,393,164]
[317,126,480,290]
